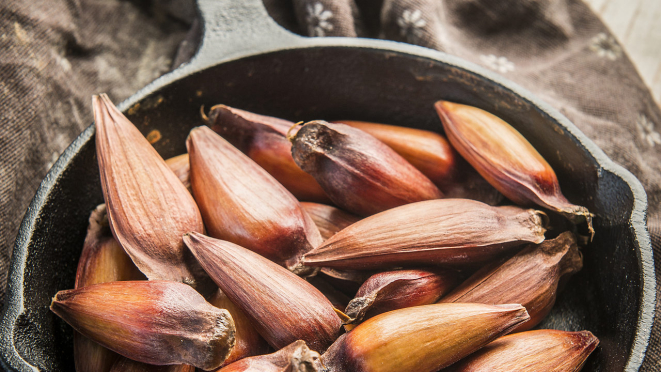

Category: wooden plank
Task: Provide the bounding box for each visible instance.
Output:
[585,0,661,105]
[586,0,609,13]
[597,0,642,37]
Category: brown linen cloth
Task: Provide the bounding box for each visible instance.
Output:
[1,0,660,369]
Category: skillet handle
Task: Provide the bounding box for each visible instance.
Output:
[186,0,304,72]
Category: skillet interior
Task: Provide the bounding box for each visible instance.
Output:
[0,46,650,371]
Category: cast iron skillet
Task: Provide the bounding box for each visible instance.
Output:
[0,1,655,371]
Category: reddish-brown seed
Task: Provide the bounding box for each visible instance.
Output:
[302,199,546,270]
[50,281,235,370]
[74,204,146,288]
[205,104,331,203]
[344,268,460,324]
[207,289,270,368]
[165,153,191,193]
[321,303,530,372]
[335,120,458,183]
[439,231,582,332]
[109,358,194,372]
[184,232,342,352]
[93,94,206,285]
[335,120,502,204]
[435,101,593,237]
[186,126,323,272]
[300,202,361,240]
[218,340,322,372]
[444,329,599,371]
[74,204,146,372]
[290,120,443,216]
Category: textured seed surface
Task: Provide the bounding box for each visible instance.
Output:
[74,204,145,372]
[184,232,342,352]
[344,268,459,323]
[187,126,322,271]
[435,100,592,236]
[335,120,459,184]
[336,120,502,204]
[218,340,322,372]
[165,153,191,192]
[206,104,330,203]
[290,121,443,216]
[444,329,599,371]
[93,94,205,285]
[208,289,269,368]
[439,231,582,332]
[322,303,530,372]
[303,199,546,270]
[109,358,194,372]
[51,280,235,370]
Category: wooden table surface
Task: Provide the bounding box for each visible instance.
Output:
[585,0,661,106]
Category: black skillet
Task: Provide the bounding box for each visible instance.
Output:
[0,0,655,371]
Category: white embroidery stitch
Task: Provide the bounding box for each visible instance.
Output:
[480,54,515,73]
[306,2,334,37]
[397,9,426,43]
[636,114,661,147]
[589,33,622,60]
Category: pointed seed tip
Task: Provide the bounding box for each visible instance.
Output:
[578,330,600,345]
[99,94,113,106]
[93,93,110,102]
[434,100,450,108]
[190,125,210,134]
[183,231,202,242]
[187,126,204,142]
[209,103,228,111]
[92,94,105,111]
[496,303,530,321]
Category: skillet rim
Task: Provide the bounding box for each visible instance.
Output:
[0,38,655,372]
